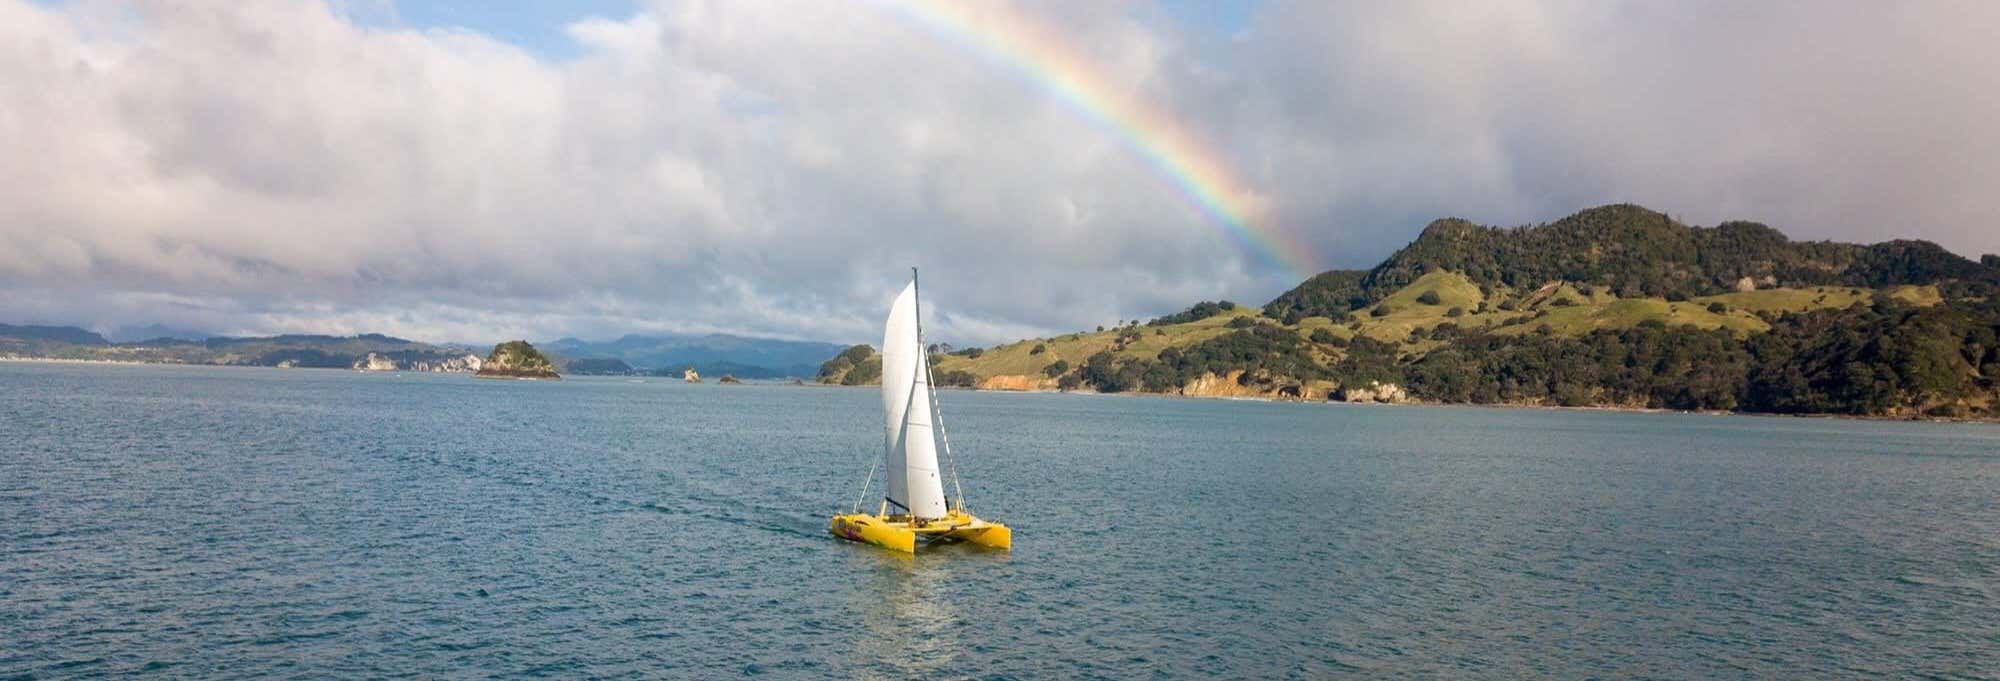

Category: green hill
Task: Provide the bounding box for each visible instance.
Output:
[862,205,2000,418]
[476,340,560,379]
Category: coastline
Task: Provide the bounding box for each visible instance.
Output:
[5,357,1990,424]
[803,379,2000,424]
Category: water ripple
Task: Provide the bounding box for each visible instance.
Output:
[2,363,1997,678]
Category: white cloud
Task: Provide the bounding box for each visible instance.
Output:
[3,0,1996,347]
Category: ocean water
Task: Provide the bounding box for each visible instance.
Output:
[3,362,1997,679]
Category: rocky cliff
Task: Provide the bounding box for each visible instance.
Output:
[353,352,484,372]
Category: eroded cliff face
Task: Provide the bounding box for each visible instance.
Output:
[977,374,1051,391]
[1334,381,1410,404]
[1177,371,1281,399]
[352,353,484,372]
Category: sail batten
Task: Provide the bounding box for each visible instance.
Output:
[881,279,948,520]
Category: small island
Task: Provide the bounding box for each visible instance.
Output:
[475,340,560,380]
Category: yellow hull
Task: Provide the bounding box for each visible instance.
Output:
[829,509,1011,553]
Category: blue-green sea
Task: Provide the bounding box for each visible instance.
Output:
[3,362,1997,678]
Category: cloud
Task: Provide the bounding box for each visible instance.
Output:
[3,0,1996,346]
[1230,0,2000,265]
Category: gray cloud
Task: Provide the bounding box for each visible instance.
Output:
[1230,0,2000,266]
[3,0,1996,347]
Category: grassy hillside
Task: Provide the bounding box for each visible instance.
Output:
[835,205,2000,418]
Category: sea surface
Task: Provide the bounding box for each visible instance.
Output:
[3,362,1998,679]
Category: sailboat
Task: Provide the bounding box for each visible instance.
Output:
[830,270,1011,553]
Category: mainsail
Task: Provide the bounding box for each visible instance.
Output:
[881,278,949,520]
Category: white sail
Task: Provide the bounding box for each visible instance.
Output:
[881,279,949,520]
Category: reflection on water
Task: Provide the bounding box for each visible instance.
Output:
[848,543,1010,678]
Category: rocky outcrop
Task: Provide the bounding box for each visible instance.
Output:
[475,341,559,380]
[1336,381,1409,404]
[683,367,701,383]
[718,374,742,384]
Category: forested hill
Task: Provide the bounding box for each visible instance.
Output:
[871,204,2000,419]
[1266,204,1995,321]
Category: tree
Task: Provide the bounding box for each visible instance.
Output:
[1445,307,1465,318]
[1309,328,1337,344]
[1417,290,1442,305]
[1029,343,1047,355]
[1707,302,1729,314]
[1043,359,1069,377]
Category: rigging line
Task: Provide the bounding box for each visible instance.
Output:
[852,459,879,514]
[924,343,967,511]
[912,268,968,511]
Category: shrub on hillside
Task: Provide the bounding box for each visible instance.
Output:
[1029,343,1046,355]
[1417,290,1442,305]
[840,356,882,386]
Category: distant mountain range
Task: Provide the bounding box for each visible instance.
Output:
[0,323,848,379]
[0,327,480,371]
[105,323,214,343]
[542,334,846,379]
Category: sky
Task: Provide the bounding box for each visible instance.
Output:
[4,0,1998,346]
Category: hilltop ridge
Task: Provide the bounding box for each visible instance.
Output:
[1266,204,1989,321]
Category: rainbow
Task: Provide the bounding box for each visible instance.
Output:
[878,1,1313,278]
